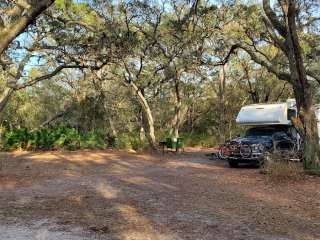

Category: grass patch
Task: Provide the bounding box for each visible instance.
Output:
[263,160,304,181]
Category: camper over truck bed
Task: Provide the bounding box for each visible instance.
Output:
[236,101,297,126]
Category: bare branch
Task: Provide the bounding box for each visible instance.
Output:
[275,82,288,101]
[136,56,144,80]
[39,106,73,128]
[239,44,291,82]
[206,44,240,67]
[306,69,320,85]
[15,60,109,90]
[0,88,14,113]
[47,14,97,32]
[262,0,287,38]
[15,52,34,80]
[179,0,200,27]
[261,15,287,53]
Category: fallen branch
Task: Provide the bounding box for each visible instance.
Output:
[39,106,73,128]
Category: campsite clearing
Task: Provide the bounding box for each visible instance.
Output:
[0,149,319,240]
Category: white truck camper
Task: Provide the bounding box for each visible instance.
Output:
[236,99,297,126]
[236,99,320,142]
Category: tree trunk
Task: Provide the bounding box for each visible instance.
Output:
[108,118,118,138]
[172,72,181,138]
[139,126,146,142]
[171,69,187,138]
[139,110,146,142]
[302,108,320,169]
[129,82,157,149]
[292,85,320,168]
[218,65,226,142]
[284,0,320,169]
[0,88,14,114]
[172,102,182,138]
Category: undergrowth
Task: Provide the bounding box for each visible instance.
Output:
[263,158,304,181]
[1,127,108,151]
[1,128,219,151]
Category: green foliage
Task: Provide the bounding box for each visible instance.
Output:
[116,133,146,151]
[3,128,31,149]
[80,130,107,149]
[182,133,218,148]
[1,127,110,151]
[1,127,151,151]
[1,0,318,156]
[56,0,100,25]
[53,128,81,150]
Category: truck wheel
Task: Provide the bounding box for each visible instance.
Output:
[256,159,264,168]
[228,160,239,168]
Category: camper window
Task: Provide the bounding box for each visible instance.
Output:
[287,109,296,120]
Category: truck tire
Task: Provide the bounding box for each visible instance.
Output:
[228,160,239,168]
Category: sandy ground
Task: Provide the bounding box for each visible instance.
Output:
[0,148,319,240]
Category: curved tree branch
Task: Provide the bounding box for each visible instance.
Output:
[261,15,287,53]
[15,60,109,90]
[239,44,291,82]
[262,0,287,37]
[0,0,55,56]
[306,69,320,85]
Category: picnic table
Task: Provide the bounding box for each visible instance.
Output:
[160,137,184,154]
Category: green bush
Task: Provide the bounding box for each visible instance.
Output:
[115,134,131,150]
[181,133,218,148]
[0,127,219,151]
[80,130,106,149]
[116,133,146,151]
[4,128,31,150]
[129,135,146,151]
[54,128,81,150]
[0,127,108,151]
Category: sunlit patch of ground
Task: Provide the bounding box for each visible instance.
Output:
[0,149,319,240]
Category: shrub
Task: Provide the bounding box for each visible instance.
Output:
[33,128,56,150]
[0,127,220,151]
[3,128,31,150]
[182,133,218,148]
[80,130,106,149]
[0,127,106,151]
[116,133,146,151]
[54,128,81,150]
[129,135,146,151]
[263,158,304,181]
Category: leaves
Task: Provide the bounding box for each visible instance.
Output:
[0,0,319,150]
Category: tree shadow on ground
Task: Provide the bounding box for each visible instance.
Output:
[0,149,319,240]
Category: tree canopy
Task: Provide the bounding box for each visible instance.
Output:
[0,0,319,168]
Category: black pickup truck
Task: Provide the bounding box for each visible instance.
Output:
[220,125,298,167]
